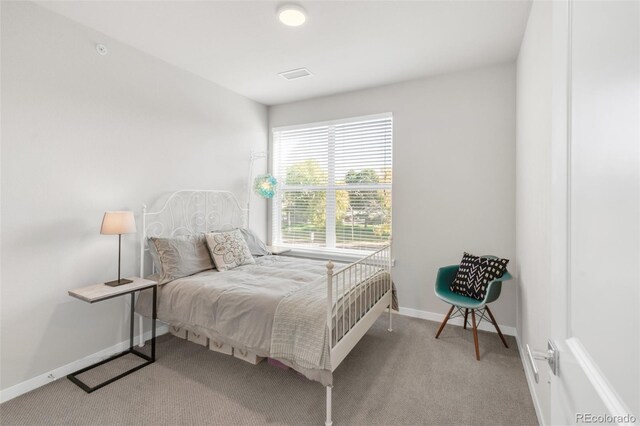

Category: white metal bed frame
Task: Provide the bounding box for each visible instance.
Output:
[138,190,393,426]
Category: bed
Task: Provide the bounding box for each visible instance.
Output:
[135,190,395,426]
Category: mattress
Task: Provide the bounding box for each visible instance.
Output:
[135,255,393,383]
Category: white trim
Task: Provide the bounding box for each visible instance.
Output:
[272,112,393,133]
[277,183,392,191]
[399,306,543,424]
[281,247,373,263]
[564,0,573,339]
[1,308,525,409]
[0,324,168,404]
[566,338,637,422]
[269,112,393,250]
[397,306,517,336]
[515,334,546,426]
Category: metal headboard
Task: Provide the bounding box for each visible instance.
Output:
[139,190,248,276]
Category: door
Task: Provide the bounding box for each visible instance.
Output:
[546,1,639,424]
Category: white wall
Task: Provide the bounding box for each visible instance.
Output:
[0,2,267,391]
[515,1,552,423]
[269,63,517,328]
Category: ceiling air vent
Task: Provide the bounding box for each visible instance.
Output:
[279,67,313,80]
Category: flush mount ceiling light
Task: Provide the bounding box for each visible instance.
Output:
[277,4,306,27]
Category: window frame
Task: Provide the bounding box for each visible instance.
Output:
[270,112,393,258]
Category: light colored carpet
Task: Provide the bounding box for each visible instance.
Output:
[0,315,537,426]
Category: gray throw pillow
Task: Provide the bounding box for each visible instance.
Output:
[150,234,214,284]
[205,229,256,271]
[239,228,270,256]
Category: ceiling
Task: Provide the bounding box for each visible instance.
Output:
[37,1,532,106]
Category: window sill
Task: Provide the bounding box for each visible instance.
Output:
[280,248,367,264]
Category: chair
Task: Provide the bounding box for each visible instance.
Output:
[433,260,512,360]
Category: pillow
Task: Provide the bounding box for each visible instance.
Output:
[205,229,256,271]
[450,252,509,300]
[147,238,162,273]
[149,234,214,284]
[239,228,270,257]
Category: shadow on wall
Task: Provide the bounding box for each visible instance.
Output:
[12,297,129,388]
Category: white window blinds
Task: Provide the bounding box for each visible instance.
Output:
[272,113,392,254]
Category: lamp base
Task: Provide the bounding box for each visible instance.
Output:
[104,278,133,287]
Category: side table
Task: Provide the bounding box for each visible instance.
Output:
[66,277,157,393]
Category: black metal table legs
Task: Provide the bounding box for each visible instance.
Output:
[67,286,157,393]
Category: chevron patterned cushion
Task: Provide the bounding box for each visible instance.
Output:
[450,252,509,300]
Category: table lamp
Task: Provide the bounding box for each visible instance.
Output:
[101,211,137,286]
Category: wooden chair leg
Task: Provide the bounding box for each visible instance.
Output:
[435,305,455,338]
[485,306,508,348]
[471,309,480,360]
[463,308,469,329]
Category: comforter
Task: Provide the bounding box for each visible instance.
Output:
[135,255,396,384]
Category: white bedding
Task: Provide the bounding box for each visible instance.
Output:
[135,254,395,384]
[136,255,335,355]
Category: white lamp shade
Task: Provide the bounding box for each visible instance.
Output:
[100,211,136,235]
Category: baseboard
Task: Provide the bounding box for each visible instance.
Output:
[515,334,545,426]
[397,306,543,424]
[0,324,168,404]
[397,306,517,336]
[2,309,517,405]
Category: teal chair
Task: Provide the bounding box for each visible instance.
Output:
[434,260,512,360]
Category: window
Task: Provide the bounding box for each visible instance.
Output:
[272,113,392,254]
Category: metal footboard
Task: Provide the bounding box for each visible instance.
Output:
[324,244,393,426]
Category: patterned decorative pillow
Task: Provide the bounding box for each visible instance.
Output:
[450,252,509,300]
[205,229,256,271]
